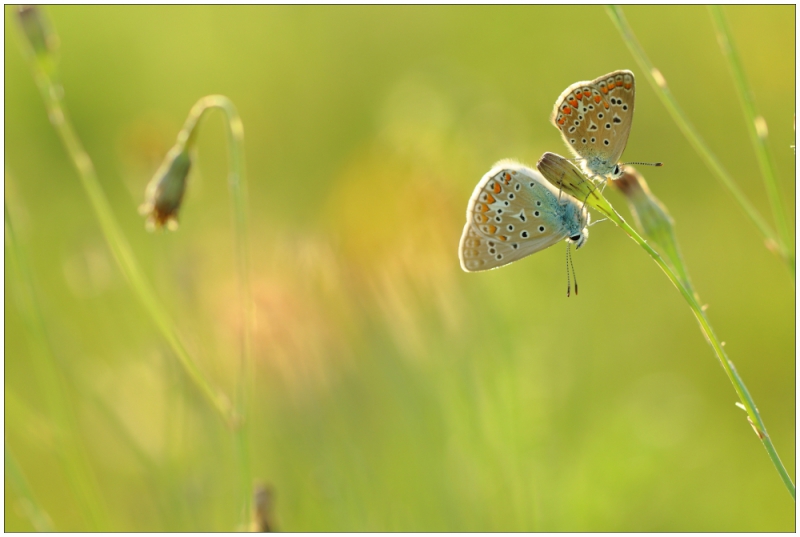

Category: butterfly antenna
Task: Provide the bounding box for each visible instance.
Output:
[565,242,571,298]
[568,242,578,296]
[621,161,664,167]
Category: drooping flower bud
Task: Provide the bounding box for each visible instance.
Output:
[611,167,693,291]
[16,6,59,75]
[139,145,192,231]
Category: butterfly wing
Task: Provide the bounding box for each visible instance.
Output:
[536,151,611,219]
[550,70,635,175]
[459,160,575,272]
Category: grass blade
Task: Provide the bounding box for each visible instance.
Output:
[537,153,796,499]
[5,196,108,529]
[605,5,792,274]
[5,442,55,532]
[708,6,794,272]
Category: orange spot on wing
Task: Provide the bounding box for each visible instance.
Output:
[624,82,632,89]
[594,95,602,103]
[569,99,578,108]
[488,225,497,234]
[498,235,507,242]
[557,118,566,125]
[608,82,616,89]
[493,182,501,194]
[603,102,610,109]
[504,172,511,184]
[583,90,591,98]
[601,86,608,94]
[486,193,495,203]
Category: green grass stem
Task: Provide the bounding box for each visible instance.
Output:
[606,5,793,275]
[708,6,794,272]
[5,197,108,530]
[172,95,255,528]
[16,20,234,426]
[602,192,795,499]
[5,441,55,532]
[537,153,795,499]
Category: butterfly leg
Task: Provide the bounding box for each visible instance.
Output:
[577,177,600,212]
[556,171,566,204]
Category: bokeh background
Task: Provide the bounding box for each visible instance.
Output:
[4,5,795,531]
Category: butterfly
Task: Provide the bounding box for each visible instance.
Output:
[459,160,590,276]
[550,70,635,181]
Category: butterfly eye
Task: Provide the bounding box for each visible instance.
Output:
[570,235,582,242]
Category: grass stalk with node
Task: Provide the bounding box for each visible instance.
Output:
[707,5,794,273]
[606,5,794,276]
[15,5,233,425]
[537,152,795,499]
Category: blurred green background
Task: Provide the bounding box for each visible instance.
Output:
[4,5,795,531]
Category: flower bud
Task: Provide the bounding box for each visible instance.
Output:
[250,484,276,532]
[612,167,672,231]
[139,145,192,231]
[611,167,693,290]
[16,6,59,71]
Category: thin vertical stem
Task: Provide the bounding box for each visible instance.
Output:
[5,442,55,532]
[708,6,794,271]
[605,5,792,274]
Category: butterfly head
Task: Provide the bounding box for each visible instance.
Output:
[567,208,590,250]
[569,227,589,250]
[580,157,622,181]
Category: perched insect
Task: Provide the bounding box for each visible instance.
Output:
[458,160,589,294]
[550,70,636,181]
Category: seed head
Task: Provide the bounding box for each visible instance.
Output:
[611,167,693,291]
[140,145,192,231]
[17,6,59,69]
[611,167,673,235]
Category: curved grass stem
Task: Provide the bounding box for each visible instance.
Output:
[708,6,794,274]
[603,195,796,500]
[606,5,793,275]
[537,153,794,499]
[172,95,255,528]
[16,15,234,426]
